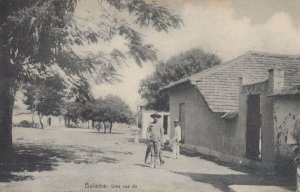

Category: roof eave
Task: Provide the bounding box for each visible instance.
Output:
[159,78,191,92]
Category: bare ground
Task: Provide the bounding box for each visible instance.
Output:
[0,125,296,192]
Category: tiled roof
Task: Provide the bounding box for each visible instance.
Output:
[164,51,300,113]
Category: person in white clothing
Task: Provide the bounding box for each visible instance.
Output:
[173,119,181,159]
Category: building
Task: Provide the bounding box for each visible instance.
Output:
[162,51,300,170]
[13,110,90,129]
[13,111,65,129]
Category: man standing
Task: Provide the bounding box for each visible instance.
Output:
[173,119,181,159]
[289,115,300,192]
[146,112,164,168]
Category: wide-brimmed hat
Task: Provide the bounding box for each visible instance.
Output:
[174,119,179,123]
[150,112,161,119]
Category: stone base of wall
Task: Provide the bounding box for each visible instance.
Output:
[181,144,275,170]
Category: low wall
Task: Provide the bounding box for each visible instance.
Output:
[181,144,275,170]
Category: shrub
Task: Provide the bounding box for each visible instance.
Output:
[19,120,31,128]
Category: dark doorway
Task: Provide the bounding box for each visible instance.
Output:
[163,115,168,135]
[246,95,261,160]
[179,103,185,143]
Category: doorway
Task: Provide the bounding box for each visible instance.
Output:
[246,95,261,160]
[163,115,169,135]
[179,103,185,143]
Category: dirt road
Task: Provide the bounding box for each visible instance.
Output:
[0,125,295,192]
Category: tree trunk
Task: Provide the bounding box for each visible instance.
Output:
[104,122,107,134]
[31,110,35,128]
[0,0,16,161]
[64,116,67,127]
[0,78,15,155]
[109,121,113,133]
[38,114,44,129]
[68,117,70,127]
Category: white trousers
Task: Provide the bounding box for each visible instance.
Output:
[173,142,180,159]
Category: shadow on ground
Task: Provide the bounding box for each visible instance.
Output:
[173,172,295,192]
[134,163,150,168]
[0,144,120,183]
[177,150,296,192]
[181,149,296,176]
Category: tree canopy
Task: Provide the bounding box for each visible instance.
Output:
[139,48,221,111]
[1,0,182,90]
[65,95,133,133]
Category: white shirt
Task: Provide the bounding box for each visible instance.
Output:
[174,125,181,142]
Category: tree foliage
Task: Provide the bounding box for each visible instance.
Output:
[22,75,66,129]
[64,101,83,127]
[89,95,133,133]
[66,95,133,133]
[102,95,133,124]
[139,48,221,111]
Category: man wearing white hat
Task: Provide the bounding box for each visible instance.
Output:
[146,112,164,168]
[173,119,181,159]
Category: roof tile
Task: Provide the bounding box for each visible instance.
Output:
[165,51,300,113]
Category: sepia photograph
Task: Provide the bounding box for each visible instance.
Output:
[1,0,300,191]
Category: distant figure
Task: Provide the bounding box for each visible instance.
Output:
[145,112,164,168]
[173,119,181,159]
[289,115,300,192]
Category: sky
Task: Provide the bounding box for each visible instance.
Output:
[74,0,300,111]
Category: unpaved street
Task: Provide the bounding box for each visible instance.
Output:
[0,125,295,192]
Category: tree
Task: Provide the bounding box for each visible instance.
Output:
[0,0,182,152]
[79,95,133,133]
[93,98,110,133]
[64,100,97,128]
[79,101,95,128]
[23,75,66,129]
[139,48,221,111]
[82,99,106,131]
[102,95,133,133]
